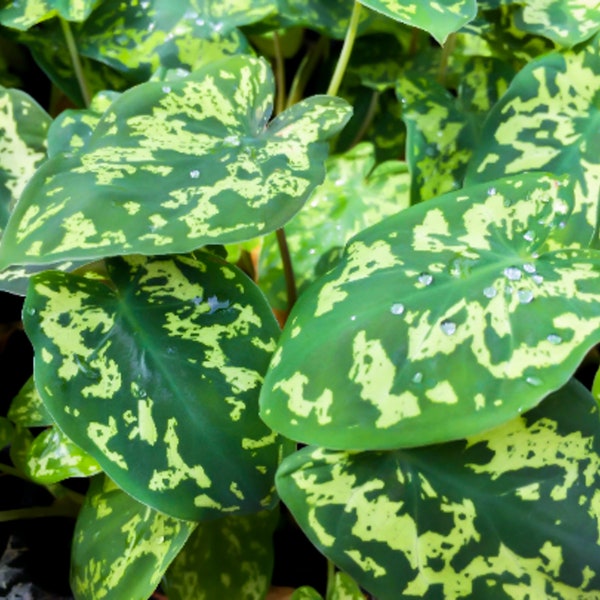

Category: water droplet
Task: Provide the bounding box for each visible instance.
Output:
[440,320,457,335]
[547,333,562,344]
[207,295,230,313]
[523,263,536,273]
[350,315,357,321]
[140,0,150,8]
[532,274,544,285]
[390,303,405,315]
[192,296,202,306]
[523,230,535,242]
[189,169,200,179]
[517,289,534,304]
[483,286,497,299]
[196,17,205,26]
[487,187,497,196]
[504,266,522,281]
[156,536,165,544]
[504,285,513,296]
[223,135,240,147]
[412,372,423,384]
[162,85,171,93]
[526,376,542,386]
[558,221,566,229]
[418,272,433,286]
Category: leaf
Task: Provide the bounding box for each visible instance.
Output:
[292,587,323,600]
[10,424,101,484]
[277,379,600,599]
[23,253,288,520]
[466,31,600,243]
[0,0,100,29]
[258,142,410,310]
[78,0,260,82]
[0,416,14,450]
[260,173,600,450]
[71,474,196,600]
[163,510,278,600]
[0,56,352,269]
[357,0,477,45]
[329,572,365,600]
[7,377,53,427]
[513,0,600,47]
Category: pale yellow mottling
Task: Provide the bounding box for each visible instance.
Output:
[87,417,127,469]
[273,372,333,425]
[425,381,458,404]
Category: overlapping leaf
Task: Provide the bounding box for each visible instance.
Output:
[0,417,14,450]
[278,380,600,599]
[23,253,288,520]
[260,173,600,449]
[259,143,409,309]
[71,474,196,600]
[0,0,99,29]
[78,0,260,81]
[7,377,53,427]
[357,0,477,45]
[163,510,278,600]
[466,32,600,246]
[513,0,600,47]
[0,56,352,269]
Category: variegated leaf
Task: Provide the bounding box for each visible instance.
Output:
[260,173,600,449]
[0,56,352,269]
[259,143,409,310]
[357,0,477,45]
[466,31,600,245]
[71,474,196,600]
[7,376,53,427]
[163,510,278,600]
[78,0,260,81]
[292,588,323,600]
[0,0,99,29]
[513,0,600,47]
[277,379,600,599]
[10,424,101,484]
[23,253,288,520]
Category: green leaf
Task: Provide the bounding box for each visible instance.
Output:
[0,0,99,29]
[329,571,365,599]
[259,142,410,309]
[466,32,600,243]
[292,587,324,600]
[0,86,50,234]
[10,424,101,484]
[23,253,288,520]
[513,0,600,47]
[163,510,278,600]
[260,173,600,449]
[0,416,15,450]
[357,0,477,45]
[7,376,53,427]
[277,379,600,599]
[0,56,352,269]
[71,474,196,600]
[78,0,261,82]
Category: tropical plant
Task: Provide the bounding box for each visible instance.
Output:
[1,0,600,598]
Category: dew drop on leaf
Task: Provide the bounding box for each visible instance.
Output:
[523,263,536,274]
[440,320,456,335]
[532,274,544,285]
[483,286,497,299]
[518,290,534,304]
[504,266,522,281]
[418,272,433,286]
[487,187,496,196]
[390,303,405,315]
[190,170,200,179]
[523,230,535,242]
[547,334,562,344]
[162,86,171,93]
[526,376,542,386]
[412,372,423,384]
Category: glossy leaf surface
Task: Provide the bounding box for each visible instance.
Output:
[71,475,196,600]
[277,380,600,599]
[164,510,277,600]
[7,377,53,427]
[0,0,99,29]
[358,0,477,45]
[0,56,352,269]
[260,174,600,449]
[466,33,600,245]
[24,253,285,520]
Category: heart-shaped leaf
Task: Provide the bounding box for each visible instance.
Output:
[277,379,600,599]
[466,32,600,248]
[0,0,99,29]
[71,474,196,600]
[357,0,477,45]
[7,377,53,427]
[163,510,278,600]
[24,253,288,520]
[0,56,352,269]
[260,173,600,449]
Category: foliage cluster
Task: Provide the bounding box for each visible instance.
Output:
[1,0,600,598]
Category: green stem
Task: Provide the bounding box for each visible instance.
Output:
[326,0,363,97]
[276,227,297,313]
[325,559,336,599]
[0,502,79,522]
[272,31,286,116]
[60,17,91,107]
[287,35,328,108]
[437,33,456,87]
[0,462,28,480]
[349,89,379,149]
